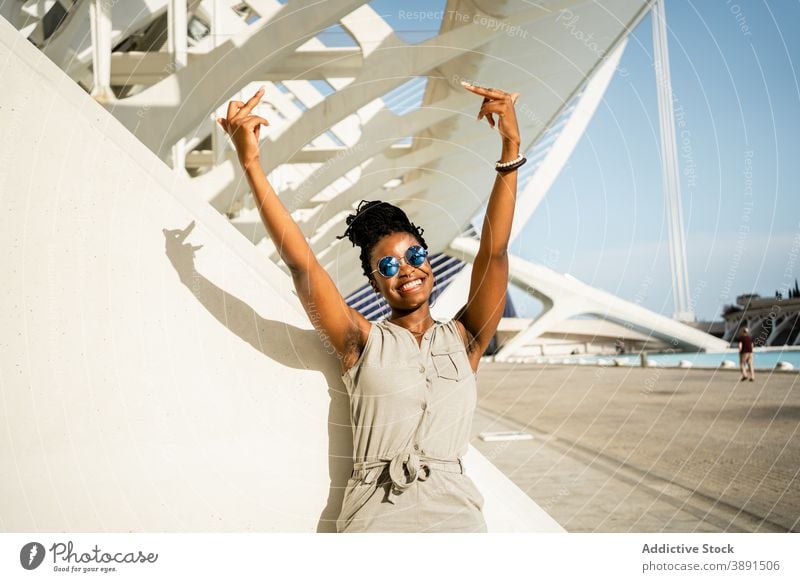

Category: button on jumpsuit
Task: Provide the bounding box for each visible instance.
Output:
[336,318,487,533]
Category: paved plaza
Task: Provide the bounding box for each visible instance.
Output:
[470,363,799,532]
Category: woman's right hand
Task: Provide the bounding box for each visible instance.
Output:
[216,87,270,171]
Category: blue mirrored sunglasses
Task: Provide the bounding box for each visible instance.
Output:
[371,245,428,278]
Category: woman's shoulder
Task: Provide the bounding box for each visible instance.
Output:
[447,318,481,354]
[444,316,467,337]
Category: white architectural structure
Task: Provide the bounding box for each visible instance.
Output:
[447,238,727,357]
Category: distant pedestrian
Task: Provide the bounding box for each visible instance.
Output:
[738,327,755,382]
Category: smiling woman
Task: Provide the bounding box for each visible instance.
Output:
[336,200,435,324]
[218,81,522,532]
[330,187,522,532]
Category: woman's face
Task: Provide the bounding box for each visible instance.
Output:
[368,232,434,309]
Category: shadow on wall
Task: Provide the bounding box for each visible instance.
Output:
[163,221,352,532]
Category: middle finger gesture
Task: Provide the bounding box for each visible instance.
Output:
[217,87,270,170]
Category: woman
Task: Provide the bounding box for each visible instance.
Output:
[217,81,522,532]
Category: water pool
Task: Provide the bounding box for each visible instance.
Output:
[570,349,800,370]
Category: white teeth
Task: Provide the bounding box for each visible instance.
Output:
[400,279,422,291]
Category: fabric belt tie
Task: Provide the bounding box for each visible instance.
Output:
[352,451,463,495]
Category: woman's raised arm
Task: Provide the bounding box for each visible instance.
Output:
[454,83,522,364]
[218,88,369,371]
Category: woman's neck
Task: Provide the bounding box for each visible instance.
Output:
[389,309,434,331]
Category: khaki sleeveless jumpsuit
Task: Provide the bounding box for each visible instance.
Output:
[335,318,487,533]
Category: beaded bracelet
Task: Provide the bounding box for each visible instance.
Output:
[495,153,527,173]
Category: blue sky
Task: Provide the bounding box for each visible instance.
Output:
[509,0,800,322]
[368,1,800,322]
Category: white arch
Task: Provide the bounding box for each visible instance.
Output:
[446,237,729,355]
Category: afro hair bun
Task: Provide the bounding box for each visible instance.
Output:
[336,199,428,279]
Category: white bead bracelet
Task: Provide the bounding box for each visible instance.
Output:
[495,153,527,173]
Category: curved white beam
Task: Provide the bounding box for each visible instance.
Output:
[109,47,363,85]
[102,0,364,157]
[447,237,729,355]
[291,105,497,227]
[194,2,583,212]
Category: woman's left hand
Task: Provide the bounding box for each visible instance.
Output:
[462,81,521,147]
